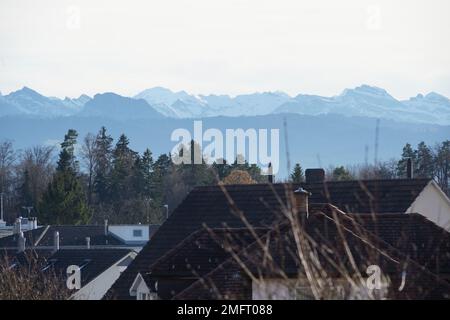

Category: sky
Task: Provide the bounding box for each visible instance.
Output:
[1,0,450,99]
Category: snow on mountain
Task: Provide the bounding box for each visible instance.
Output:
[0,94,21,116]
[134,87,205,118]
[3,87,90,117]
[2,85,450,125]
[274,85,450,125]
[135,87,292,118]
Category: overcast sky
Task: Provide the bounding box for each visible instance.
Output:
[1,0,449,99]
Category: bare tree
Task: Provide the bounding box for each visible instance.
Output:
[0,253,69,300]
[16,145,55,212]
[0,140,16,193]
[81,133,97,206]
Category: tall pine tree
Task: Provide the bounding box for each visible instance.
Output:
[396,143,417,178]
[39,129,89,224]
[416,142,434,178]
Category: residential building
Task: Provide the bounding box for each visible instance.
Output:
[106,173,450,300]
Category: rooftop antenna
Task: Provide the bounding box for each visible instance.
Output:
[374,119,380,165]
[316,154,322,169]
[283,117,292,175]
[364,145,369,167]
[163,204,169,220]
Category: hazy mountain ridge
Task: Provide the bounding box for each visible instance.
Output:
[1,85,450,125]
[274,85,450,125]
[1,113,448,178]
[80,92,163,120]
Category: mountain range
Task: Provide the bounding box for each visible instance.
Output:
[1,85,450,125]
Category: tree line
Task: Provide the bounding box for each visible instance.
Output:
[289,141,450,195]
[0,131,449,225]
[0,127,266,225]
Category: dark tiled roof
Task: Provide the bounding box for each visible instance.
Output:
[46,249,133,286]
[148,228,269,277]
[302,179,429,213]
[0,248,53,266]
[106,179,430,299]
[0,225,125,249]
[175,212,450,300]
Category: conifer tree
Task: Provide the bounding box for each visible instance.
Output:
[39,129,89,224]
[290,163,304,183]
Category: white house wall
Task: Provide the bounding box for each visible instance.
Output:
[108,225,150,243]
[71,256,133,300]
[407,181,450,231]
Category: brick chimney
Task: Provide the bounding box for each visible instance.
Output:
[407,158,413,179]
[17,232,26,253]
[305,168,325,184]
[53,231,60,253]
[267,162,273,183]
[293,187,312,217]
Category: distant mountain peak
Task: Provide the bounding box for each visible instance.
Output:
[340,84,391,98]
[425,92,449,103]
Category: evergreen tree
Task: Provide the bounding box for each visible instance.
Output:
[110,134,138,201]
[93,126,113,203]
[290,163,304,183]
[416,142,434,178]
[57,129,78,173]
[435,140,450,195]
[396,143,417,178]
[212,159,231,180]
[131,148,153,197]
[332,166,353,181]
[39,129,89,224]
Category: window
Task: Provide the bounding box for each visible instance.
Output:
[138,292,158,300]
[133,229,143,237]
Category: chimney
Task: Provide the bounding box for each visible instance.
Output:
[305,168,325,184]
[13,218,22,235]
[29,217,38,230]
[407,158,413,179]
[268,162,273,183]
[293,187,312,217]
[86,237,91,249]
[17,231,26,253]
[104,219,109,236]
[53,231,60,253]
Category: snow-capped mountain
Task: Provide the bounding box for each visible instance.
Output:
[133,87,205,118]
[0,94,21,116]
[1,85,449,125]
[134,88,292,118]
[401,92,450,124]
[274,85,450,125]
[61,94,91,112]
[2,87,90,117]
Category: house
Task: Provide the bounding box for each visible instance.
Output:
[0,217,38,238]
[106,173,450,300]
[47,249,136,300]
[0,220,160,253]
[0,248,135,300]
[129,203,450,300]
[171,210,450,300]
